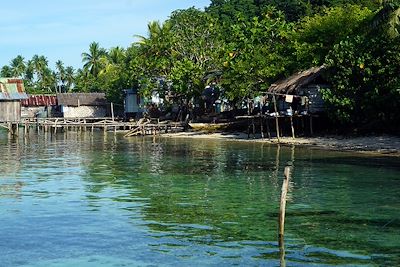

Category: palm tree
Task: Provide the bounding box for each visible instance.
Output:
[108,46,126,65]
[41,68,57,92]
[23,60,35,88]
[81,42,107,77]
[31,55,49,82]
[135,21,172,55]
[65,66,75,92]
[55,60,66,87]
[10,55,26,78]
[1,66,12,77]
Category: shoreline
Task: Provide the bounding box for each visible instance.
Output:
[161,131,400,157]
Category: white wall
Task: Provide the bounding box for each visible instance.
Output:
[62,106,106,118]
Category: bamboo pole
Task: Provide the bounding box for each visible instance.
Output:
[279,166,291,267]
[260,116,264,139]
[111,102,115,121]
[290,115,295,139]
[24,122,28,136]
[272,94,280,142]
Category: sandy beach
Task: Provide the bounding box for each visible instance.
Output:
[162,131,400,156]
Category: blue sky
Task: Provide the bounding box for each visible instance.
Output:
[1,0,211,70]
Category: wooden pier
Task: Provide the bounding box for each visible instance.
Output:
[0,117,187,137]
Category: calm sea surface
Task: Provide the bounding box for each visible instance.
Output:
[0,131,399,266]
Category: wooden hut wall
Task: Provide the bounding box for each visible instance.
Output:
[299,85,327,113]
[0,101,21,122]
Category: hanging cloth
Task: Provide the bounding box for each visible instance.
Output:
[285,94,294,103]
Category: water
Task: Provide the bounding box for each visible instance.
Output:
[0,131,399,266]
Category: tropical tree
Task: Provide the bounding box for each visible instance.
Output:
[10,55,26,78]
[108,46,126,65]
[167,8,223,96]
[55,60,66,90]
[81,42,107,77]
[1,66,12,77]
[135,20,173,81]
[26,55,54,92]
[64,66,75,92]
[369,0,400,38]
[320,1,400,130]
[293,5,373,67]
[221,8,295,100]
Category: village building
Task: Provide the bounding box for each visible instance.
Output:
[0,78,28,122]
[124,89,144,118]
[21,95,58,118]
[56,93,108,118]
[267,65,328,115]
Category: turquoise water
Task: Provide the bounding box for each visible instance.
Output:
[0,131,399,266]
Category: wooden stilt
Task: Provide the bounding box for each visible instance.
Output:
[266,117,271,139]
[260,116,264,139]
[252,118,255,139]
[290,115,295,139]
[273,94,280,142]
[111,102,115,121]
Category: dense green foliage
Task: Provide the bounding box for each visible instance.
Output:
[1,0,400,130]
[221,8,295,100]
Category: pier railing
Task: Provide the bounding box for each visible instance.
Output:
[0,117,187,136]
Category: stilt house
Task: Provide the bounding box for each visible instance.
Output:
[21,95,58,118]
[0,78,28,122]
[124,89,143,118]
[267,65,328,114]
[57,93,108,118]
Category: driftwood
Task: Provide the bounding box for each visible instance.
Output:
[124,118,150,137]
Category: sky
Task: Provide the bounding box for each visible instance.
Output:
[1,0,211,70]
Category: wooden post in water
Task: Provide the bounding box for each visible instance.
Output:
[111,102,115,121]
[9,122,18,136]
[290,115,295,139]
[279,166,291,267]
[266,117,271,139]
[272,94,280,142]
[260,115,264,139]
[24,121,28,136]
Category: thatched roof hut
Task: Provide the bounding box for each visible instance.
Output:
[267,66,328,114]
[268,65,326,95]
[56,93,108,118]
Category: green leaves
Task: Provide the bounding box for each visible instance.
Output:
[294,5,373,67]
[221,7,294,100]
[324,33,400,128]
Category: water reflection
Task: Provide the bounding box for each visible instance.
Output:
[0,130,399,266]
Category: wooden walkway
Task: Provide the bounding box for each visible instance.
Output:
[0,117,187,136]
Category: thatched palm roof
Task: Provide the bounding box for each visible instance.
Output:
[57,93,107,107]
[268,65,326,95]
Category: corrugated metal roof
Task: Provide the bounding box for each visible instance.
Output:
[21,95,58,106]
[0,78,28,100]
[268,65,326,95]
[57,93,107,106]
